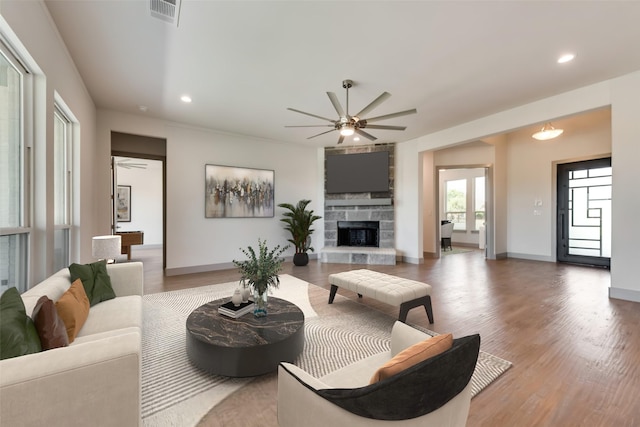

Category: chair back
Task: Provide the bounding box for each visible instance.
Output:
[316,334,480,420]
[441,222,454,238]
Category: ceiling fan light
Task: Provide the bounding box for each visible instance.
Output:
[340,125,355,136]
[532,122,564,140]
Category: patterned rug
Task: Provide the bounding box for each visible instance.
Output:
[141,275,511,426]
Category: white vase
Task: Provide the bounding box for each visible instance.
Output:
[231,288,243,307]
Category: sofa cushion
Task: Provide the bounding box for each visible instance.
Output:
[369,333,453,384]
[55,279,90,343]
[32,295,69,350]
[69,260,116,306]
[77,295,142,337]
[0,287,42,360]
[21,269,73,314]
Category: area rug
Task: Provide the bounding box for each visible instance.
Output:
[442,246,473,255]
[141,275,511,426]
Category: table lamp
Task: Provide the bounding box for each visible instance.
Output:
[92,235,121,263]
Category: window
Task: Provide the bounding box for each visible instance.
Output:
[446,179,466,230]
[54,105,72,271]
[443,171,486,233]
[0,42,30,293]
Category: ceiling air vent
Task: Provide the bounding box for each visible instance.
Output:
[150,0,182,26]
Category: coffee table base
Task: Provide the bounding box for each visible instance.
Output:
[186,297,305,377]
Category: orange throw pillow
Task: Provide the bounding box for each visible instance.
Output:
[55,279,90,343]
[369,333,453,384]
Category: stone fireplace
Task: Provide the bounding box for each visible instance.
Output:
[320,143,396,265]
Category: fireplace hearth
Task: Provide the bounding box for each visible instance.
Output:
[337,221,379,247]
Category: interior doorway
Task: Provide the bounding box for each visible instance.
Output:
[111,132,167,269]
[556,157,611,268]
[436,166,492,258]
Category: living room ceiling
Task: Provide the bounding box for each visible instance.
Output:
[44,0,640,147]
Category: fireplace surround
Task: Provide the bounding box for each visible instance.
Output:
[320,143,396,265]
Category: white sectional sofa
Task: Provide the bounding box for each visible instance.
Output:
[0,262,144,427]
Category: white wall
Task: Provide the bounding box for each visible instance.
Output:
[421,151,436,254]
[115,157,163,245]
[396,140,422,263]
[610,71,640,301]
[97,111,321,273]
[1,1,97,284]
[506,109,611,261]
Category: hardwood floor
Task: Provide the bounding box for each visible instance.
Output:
[130,247,640,426]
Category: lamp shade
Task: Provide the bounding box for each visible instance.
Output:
[92,235,121,260]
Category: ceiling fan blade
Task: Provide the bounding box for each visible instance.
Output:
[337,135,345,145]
[355,92,391,118]
[287,107,335,123]
[363,124,407,131]
[327,92,345,117]
[308,129,336,139]
[285,125,334,128]
[365,108,417,123]
[354,128,377,141]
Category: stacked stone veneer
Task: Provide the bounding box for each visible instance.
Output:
[321,143,396,265]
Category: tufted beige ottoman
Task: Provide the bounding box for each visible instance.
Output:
[328,269,434,323]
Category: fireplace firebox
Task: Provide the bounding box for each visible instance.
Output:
[337,221,380,247]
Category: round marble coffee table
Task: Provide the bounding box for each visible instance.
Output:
[186,296,304,377]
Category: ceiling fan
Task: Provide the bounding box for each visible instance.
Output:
[286,79,417,144]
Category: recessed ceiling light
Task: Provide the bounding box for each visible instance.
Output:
[181,95,192,103]
[557,53,575,64]
[353,137,360,142]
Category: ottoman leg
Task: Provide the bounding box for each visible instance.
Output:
[424,295,434,324]
[399,296,434,324]
[329,285,338,304]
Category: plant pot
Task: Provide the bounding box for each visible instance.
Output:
[293,253,309,266]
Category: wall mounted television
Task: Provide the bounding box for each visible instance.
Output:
[326,151,390,194]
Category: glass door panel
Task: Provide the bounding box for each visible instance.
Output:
[557,158,611,267]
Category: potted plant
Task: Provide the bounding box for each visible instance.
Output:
[278,199,322,266]
[233,239,288,317]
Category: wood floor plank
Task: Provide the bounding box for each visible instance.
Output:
[125,247,640,426]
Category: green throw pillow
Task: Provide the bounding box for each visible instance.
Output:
[0,287,42,360]
[68,260,116,306]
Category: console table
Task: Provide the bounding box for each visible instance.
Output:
[186,297,304,377]
[116,231,144,260]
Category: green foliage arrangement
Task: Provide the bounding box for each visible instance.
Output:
[232,239,288,295]
[277,199,322,254]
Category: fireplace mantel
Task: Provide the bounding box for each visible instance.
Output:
[325,198,392,207]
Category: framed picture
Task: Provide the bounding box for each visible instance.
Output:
[116,185,131,222]
[205,164,274,218]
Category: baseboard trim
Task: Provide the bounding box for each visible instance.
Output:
[165,254,318,276]
[401,255,423,264]
[506,252,553,262]
[609,287,640,303]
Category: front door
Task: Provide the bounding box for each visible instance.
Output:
[556,157,611,267]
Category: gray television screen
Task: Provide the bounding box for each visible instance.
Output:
[326,151,389,194]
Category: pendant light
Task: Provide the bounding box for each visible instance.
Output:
[532,122,564,140]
